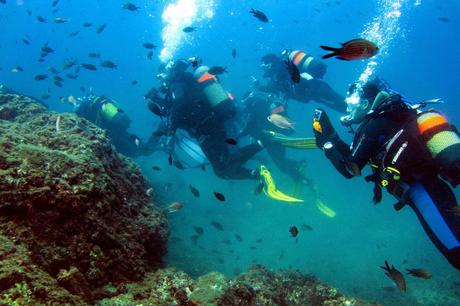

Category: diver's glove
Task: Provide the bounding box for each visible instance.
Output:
[312,108,337,148]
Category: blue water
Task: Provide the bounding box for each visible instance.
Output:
[2,0,460,305]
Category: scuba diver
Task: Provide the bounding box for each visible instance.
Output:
[238,90,316,185]
[312,77,460,270]
[73,94,153,158]
[257,49,347,113]
[145,58,266,180]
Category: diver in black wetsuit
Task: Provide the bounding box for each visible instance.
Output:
[313,77,460,270]
[145,59,264,180]
[257,50,346,114]
[74,95,152,158]
[239,90,311,184]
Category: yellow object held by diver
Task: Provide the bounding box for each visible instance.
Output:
[259,165,303,203]
[313,119,322,134]
[315,198,336,218]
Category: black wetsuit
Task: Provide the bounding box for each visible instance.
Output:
[147,72,262,180]
[75,96,148,158]
[240,91,309,183]
[259,60,346,113]
[318,95,460,270]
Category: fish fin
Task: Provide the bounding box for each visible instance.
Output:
[271,105,285,114]
[320,45,339,52]
[322,53,337,59]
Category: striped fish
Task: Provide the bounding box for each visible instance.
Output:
[321,39,379,60]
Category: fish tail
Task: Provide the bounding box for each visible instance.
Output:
[320,45,340,59]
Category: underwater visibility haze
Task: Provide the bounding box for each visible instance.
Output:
[1,0,460,305]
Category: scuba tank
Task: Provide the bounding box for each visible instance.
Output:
[194,66,236,121]
[285,50,327,79]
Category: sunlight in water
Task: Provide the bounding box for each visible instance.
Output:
[159,0,216,63]
[345,0,409,112]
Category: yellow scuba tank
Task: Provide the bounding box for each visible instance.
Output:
[417,111,460,184]
[287,50,327,79]
[92,96,120,123]
[194,66,235,120]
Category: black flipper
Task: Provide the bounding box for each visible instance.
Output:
[320,45,339,52]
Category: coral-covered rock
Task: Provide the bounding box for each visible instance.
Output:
[0,93,169,303]
[99,264,379,306]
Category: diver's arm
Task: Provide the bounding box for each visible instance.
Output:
[313,108,356,178]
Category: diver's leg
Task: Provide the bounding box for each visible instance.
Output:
[406,177,460,270]
[307,79,347,114]
[228,142,263,166]
[266,143,306,182]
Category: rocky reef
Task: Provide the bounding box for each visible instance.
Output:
[98,264,378,306]
[0,93,169,303]
[0,92,376,305]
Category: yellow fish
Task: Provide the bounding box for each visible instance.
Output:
[267,113,295,130]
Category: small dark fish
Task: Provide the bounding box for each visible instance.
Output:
[285,59,300,83]
[37,16,47,23]
[231,48,237,59]
[223,240,232,245]
[131,80,138,85]
[189,184,200,198]
[321,39,379,61]
[301,224,313,231]
[254,181,264,195]
[101,60,117,69]
[11,66,24,73]
[53,75,63,82]
[147,51,153,60]
[213,192,225,202]
[48,67,59,74]
[173,160,185,170]
[168,154,173,165]
[200,164,206,171]
[152,130,165,137]
[22,39,30,45]
[289,226,299,237]
[225,138,237,145]
[41,93,51,100]
[34,74,48,81]
[41,43,54,54]
[210,221,224,231]
[88,52,100,58]
[208,66,227,75]
[69,30,80,37]
[81,63,96,71]
[438,17,449,23]
[256,238,263,243]
[54,17,69,23]
[406,268,432,279]
[234,234,243,242]
[249,246,257,250]
[26,9,32,15]
[0,0,6,4]
[54,81,63,88]
[182,26,196,33]
[80,86,86,92]
[380,260,407,292]
[62,58,77,70]
[249,8,269,23]
[96,23,106,34]
[143,42,156,49]
[52,8,59,14]
[83,22,93,27]
[37,58,45,63]
[152,166,161,171]
[52,0,59,7]
[122,2,139,11]
[193,226,204,235]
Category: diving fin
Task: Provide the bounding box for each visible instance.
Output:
[264,130,317,149]
[259,165,303,203]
